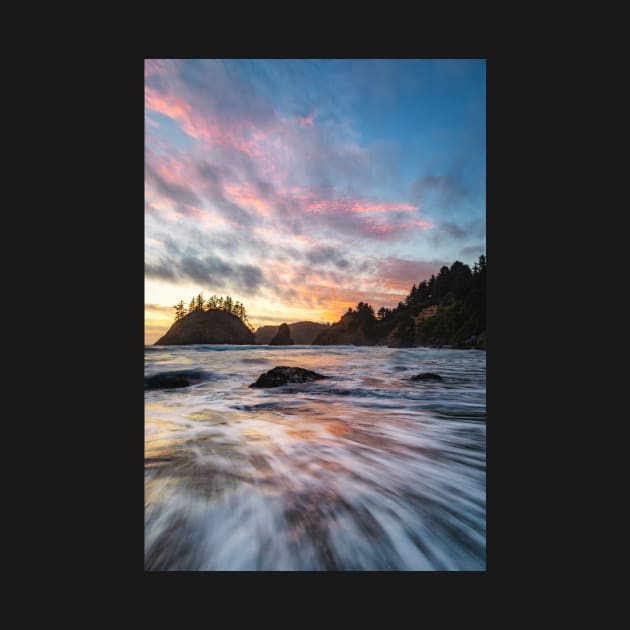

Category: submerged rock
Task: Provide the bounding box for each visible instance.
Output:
[269,323,294,346]
[145,370,209,389]
[249,366,329,388]
[409,372,443,381]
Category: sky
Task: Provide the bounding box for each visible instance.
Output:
[145,59,485,344]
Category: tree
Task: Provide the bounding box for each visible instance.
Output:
[477,254,486,273]
[224,295,233,313]
[449,261,473,300]
[417,280,430,303]
[173,300,186,321]
[406,284,418,306]
[427,275,436,300]
[206,295,218,310]
[433,266,451,299]
[188,297,195,313]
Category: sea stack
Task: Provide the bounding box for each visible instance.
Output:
[155,310,255,345]
[269,323,294,346]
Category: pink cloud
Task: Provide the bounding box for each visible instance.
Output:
[223,183,274,218]
[305,198,418,214]
[297,111,316,128]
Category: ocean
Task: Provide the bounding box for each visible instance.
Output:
[145,344,486,570]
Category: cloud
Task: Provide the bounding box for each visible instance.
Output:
[459,244,485,259]
[439,221,468,239]
[145,61,432,244]
[179,256,264,292]
[144,262,177,281]
[305,245,350,269]
[144,60,485,329]
[145,163,202,209]
[373,257,449,292]
[426,218,485,247]
[410,173,470,210]
[145,253,265,295]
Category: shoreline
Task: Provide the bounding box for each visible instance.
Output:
[147,342,485,351]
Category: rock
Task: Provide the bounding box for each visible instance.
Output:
[145,370,208,389]
[269,323,294,346]
[255,321,328,345]
[409,372,443,381]
[249,366,329,388]
[155,309,255,345]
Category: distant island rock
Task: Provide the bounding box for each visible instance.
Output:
[155,309,255,345]
[249,366,329,388]
[255,321,328,345]
[269,322,294,345]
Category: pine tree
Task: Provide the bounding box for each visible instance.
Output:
[173,300,186,321]
[188,298,195,313]
[206,295,218,310]
[224,295,233,313]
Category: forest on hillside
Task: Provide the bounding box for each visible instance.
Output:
[313,254,486,347]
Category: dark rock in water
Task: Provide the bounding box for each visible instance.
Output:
[249,366,329,388]
[145,370,208,389]
[155,309,255,345]
[409,372,443,381]
[269,323,294,346]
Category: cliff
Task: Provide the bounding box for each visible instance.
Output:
[155,309,255,345]
[312,302,484,348]
[313,257,486,348]
[311,311,382,346]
